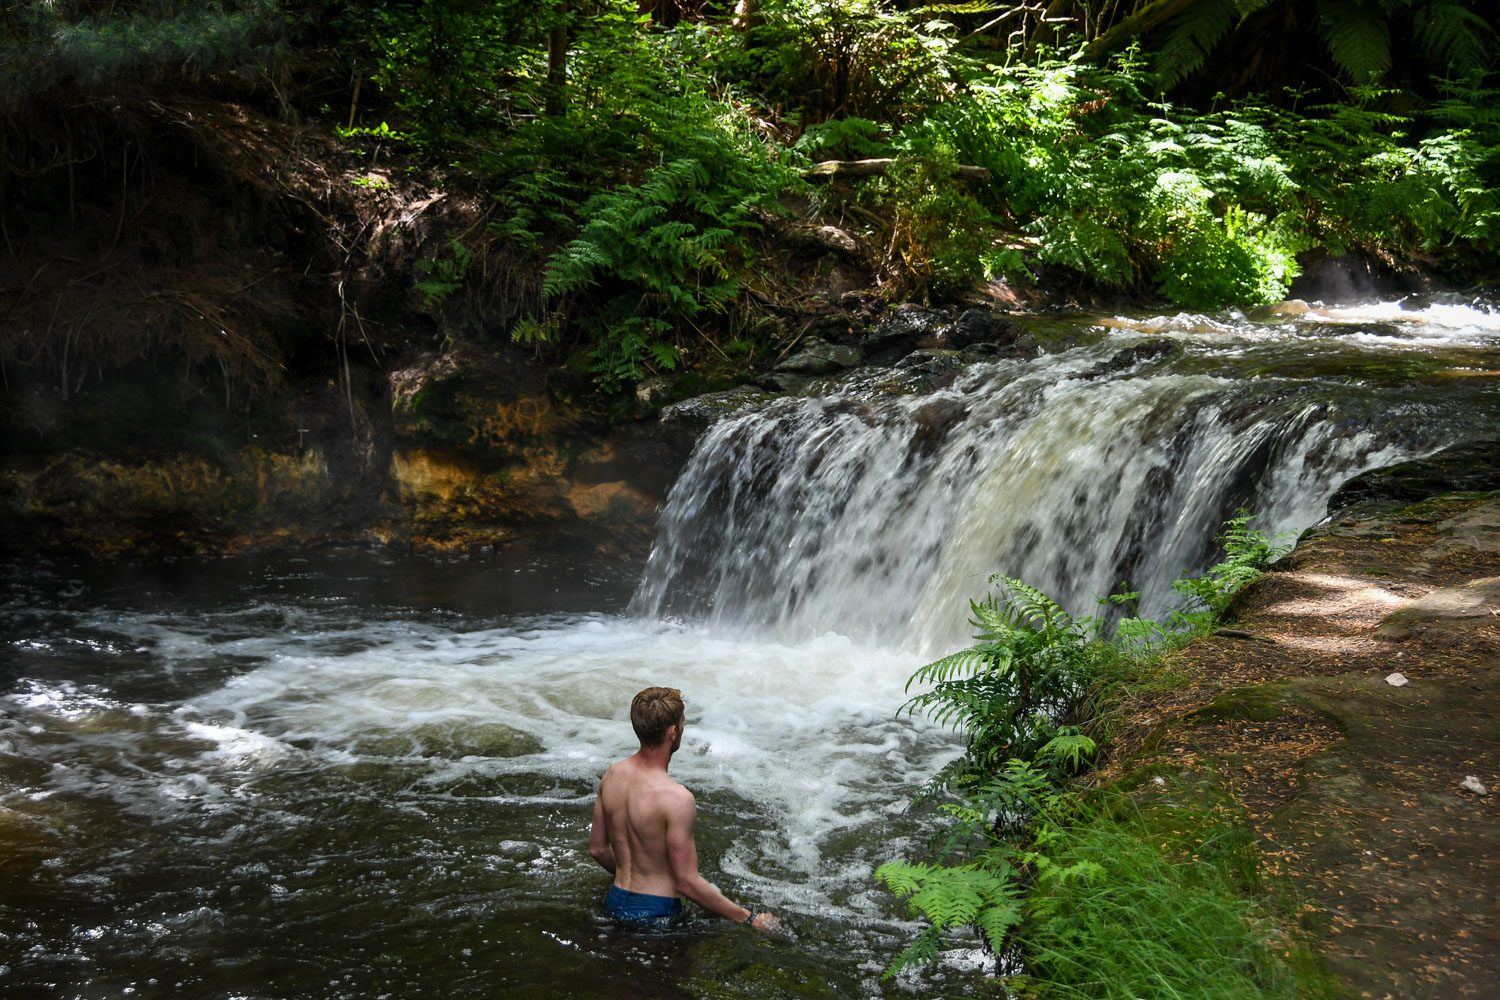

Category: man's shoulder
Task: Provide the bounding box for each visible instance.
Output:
[657,776,695,814]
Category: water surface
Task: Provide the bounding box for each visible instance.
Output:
[4,297,1499,998]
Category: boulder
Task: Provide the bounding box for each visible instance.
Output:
[1328,440,1500,515]
[775,336,863,375]
[860,304,951,361]
[947,308,1023,349]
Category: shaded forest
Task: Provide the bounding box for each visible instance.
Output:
[2,0,1497,414]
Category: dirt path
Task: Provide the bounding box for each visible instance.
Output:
[1103,492,1500,998]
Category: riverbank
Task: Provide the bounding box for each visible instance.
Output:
[1098,473,1500,996]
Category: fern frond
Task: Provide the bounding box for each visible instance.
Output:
[1412,0,1490,79]
[903,645,1009,691]
[974,895,1024,950]
[993,575,1072,632]
[1317,0,1393,84]
[1154,0,1238,89]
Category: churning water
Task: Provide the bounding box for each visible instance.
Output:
[3,299,1498,998]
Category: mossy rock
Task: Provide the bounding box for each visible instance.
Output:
[1185,685,1287,725]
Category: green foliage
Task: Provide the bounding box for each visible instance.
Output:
[857,156,1009,298]
[344,0,550,146]
[881,514,1316,990]
[1171,510,1293,617]
[492,30,801,391]
[1153,0,1274,90]
[0,0,290,104]
[725,0,957,123]
[900,576,1101,786]
[330,0,1497,393]
[1151,0,1497,90]
[876,859,1024,973]
[1014,803,1319,999]
[414,238,475,308]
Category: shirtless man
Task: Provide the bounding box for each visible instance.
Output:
[589,686,777,931]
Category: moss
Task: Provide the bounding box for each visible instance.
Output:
[1187,685,1286,725]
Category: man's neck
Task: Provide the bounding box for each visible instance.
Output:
[633,741,674,771]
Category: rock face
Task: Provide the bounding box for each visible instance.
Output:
[1328,439,1500,514]
[1,448,357,558]
[0,297,1039,566]
[0,345,686,567]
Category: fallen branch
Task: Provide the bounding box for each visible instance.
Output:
[803,158,991,182]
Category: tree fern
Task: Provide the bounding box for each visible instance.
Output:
[1316,0,1393,84]
[1154,0,1238,89]
[1412,0,1491,80]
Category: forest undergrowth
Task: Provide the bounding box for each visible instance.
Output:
[3,0,1498,403]
[876,513,1338,998]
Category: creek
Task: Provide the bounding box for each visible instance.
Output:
[2,298,1498,998]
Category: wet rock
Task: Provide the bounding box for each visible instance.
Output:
[1247,299,1313,321]
[947,308,1022,349]
[908,397,970,458]
[1328,440,1500,515]
[387,345,576,458]
[775,336,863,375]
[1071,339,1180,382]
[659,386,774,445]
[1104,339,1179,371]
[11,448,354,558]
[892,350,968,392]
[635,377,674,409]
[860,304,951,362]
[755,371,812,394]
[801,312,860,345]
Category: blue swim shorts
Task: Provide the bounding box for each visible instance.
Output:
[605,885,684,925]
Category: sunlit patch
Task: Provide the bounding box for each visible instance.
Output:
[6,680,119,720]
[1261,573,1412,619]
[180,721,289,766]
[1271,634,1383,655]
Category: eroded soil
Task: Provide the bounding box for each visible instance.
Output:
[1102,492,1500,999]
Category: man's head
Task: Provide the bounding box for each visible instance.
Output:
[631,686,685,750]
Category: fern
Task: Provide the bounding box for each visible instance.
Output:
[875,860,1024,977]
[1413,0,1491,79]
[1171,509,1291,616]
[1153,0,1238,89]
[1317,0,1393,84]
[900,575,1099,785]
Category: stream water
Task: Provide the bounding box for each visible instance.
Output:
[2,298,1498,999]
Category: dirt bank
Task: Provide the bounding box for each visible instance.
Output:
[1103,488,1500,998]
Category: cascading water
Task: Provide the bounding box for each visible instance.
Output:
[634,303,1490,652]
[1,299,1497,998]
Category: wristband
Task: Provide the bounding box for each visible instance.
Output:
[742,909,758,925]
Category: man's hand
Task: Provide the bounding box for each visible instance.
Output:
[748,911,780,933]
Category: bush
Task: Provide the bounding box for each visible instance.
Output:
[880,515,1312,994]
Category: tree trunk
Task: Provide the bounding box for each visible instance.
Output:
[1085,0,1199,60]
[546,6,569,117]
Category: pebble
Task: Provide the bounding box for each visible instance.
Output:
[1384,672,1409,687]
[1459,776,1489,796]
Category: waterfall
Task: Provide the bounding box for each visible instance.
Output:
[632,332,1462,653]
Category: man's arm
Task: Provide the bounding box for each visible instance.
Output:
[588,784,616,874]
[664,787,775,930]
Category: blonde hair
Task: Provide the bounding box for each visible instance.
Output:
[631,687,685,746]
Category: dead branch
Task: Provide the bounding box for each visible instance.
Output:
[803,158,991,182]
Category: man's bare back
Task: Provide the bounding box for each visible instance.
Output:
[589,687,776,931]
